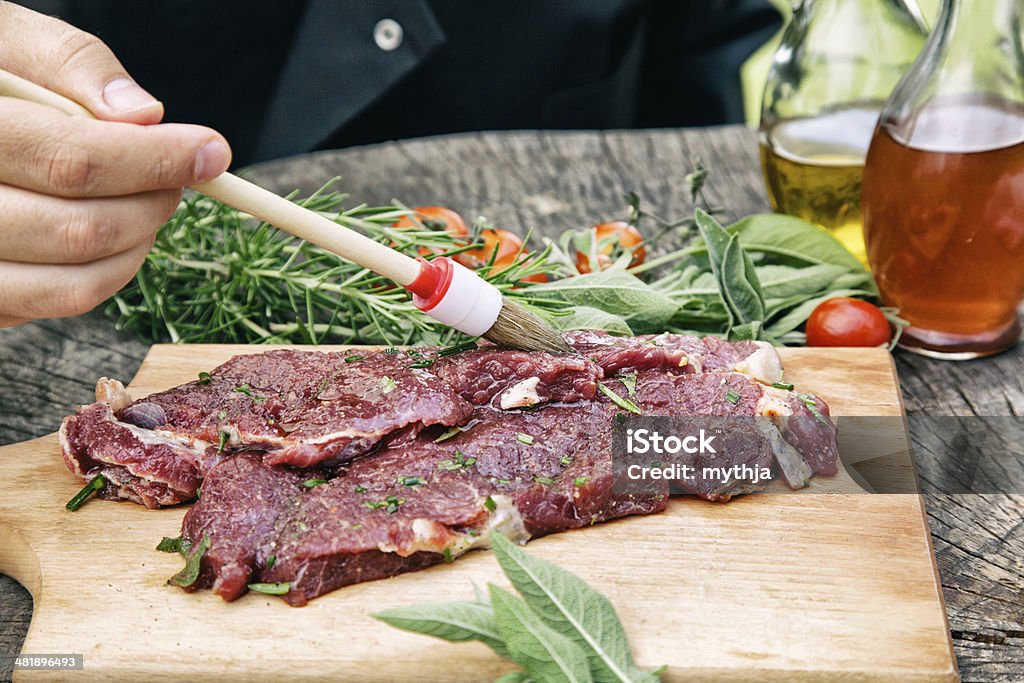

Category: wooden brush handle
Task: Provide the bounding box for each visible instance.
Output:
[192,175,420,284]
[0,69,421,286]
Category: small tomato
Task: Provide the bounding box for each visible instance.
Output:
[393,206,470,257]
[393,206,469,237]
[806,297,891,347]
[575,221,646,273]
[455,228,546,283]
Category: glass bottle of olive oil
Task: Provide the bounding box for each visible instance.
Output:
[759,0,928,265]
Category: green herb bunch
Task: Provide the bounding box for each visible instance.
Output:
[106,179,563,346]
[523,209,876,344]
[647,210,878,343]
[105,172,879,347]
[374,533,662,683]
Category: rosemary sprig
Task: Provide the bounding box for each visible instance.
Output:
[106,179,566,346]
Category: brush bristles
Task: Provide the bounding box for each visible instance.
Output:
[482,297,573,353]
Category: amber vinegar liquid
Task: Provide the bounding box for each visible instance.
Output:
[862,98,1024,357]
[760,106,882,264]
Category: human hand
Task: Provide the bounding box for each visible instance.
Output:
[0,1,232,327]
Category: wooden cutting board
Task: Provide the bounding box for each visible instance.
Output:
[0,345,958,682]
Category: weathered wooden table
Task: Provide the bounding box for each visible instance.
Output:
[0,125,1021,682]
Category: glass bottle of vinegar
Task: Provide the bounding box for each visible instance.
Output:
[759,0,928,264]
[862,0,1024,358]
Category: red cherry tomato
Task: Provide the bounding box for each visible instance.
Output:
[393,206,469,237]
[805,298,891,347]
[455,228,547,284]
[575,221,646,273]
[393,206,470,258]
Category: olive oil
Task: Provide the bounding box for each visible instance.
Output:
[862,98,1024,357]
[760,106,882,265]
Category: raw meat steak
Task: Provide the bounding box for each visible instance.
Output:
[177,366,837,604]
[61,349,475,506]
[181,400,670,605]
[60,333,792,506]
[59,333,840,604]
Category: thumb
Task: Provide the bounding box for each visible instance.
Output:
[0,2,163,124]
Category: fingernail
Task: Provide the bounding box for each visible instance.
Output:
[194,141,231,181]
[102,78,160,112]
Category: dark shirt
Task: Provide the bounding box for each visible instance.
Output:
[28,0,780,165]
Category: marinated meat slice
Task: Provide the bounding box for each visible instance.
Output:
[628,371,765,415]
[181,402,669,605]
[564,330,692,373]
[779,394,840,476]
[264,350,472,466]
[139,349,472,467]
[180,452,477,605]
[183,453,306,600]
[564,331,783,383]
[60,403,210,508]
[60,337,837,521]
[342,402,668,535]
[609,370,838,494]
[431,348,601,408]
[64,350,473,483]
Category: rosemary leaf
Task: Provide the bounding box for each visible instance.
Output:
[65,475,106,512]
[248,582,291,595]
[596,382,642,415]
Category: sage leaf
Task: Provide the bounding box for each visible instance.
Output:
[551,306,633,336]
[720,234,766,323]
[473,580,493,606]
[169,534,210,588]
[728,320,763,342]
[695,210,768,340]
[727,213,866,273]
[755,264,849,299]
[373,601,509,658]
[831,270,878,295]
[490,585,594,683]
[247,582,290,595]
[489,533,658,683]
[694,211,731,279]
[155,536,190,555]
[530,270,678,332]
[680,271,729,300]
[778,330,807,345]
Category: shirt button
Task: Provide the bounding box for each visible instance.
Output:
[374,18,403,52]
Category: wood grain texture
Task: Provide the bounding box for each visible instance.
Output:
[0,344,957,682]
[0,125,1019,681]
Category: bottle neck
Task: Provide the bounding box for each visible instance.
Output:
[881,0,1024,151]
[933,0,1022,73]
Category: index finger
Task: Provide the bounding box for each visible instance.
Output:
[0,98,231,198]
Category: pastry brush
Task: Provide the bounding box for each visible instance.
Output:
[0,69,572,354]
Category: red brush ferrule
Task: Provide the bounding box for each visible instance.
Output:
[405,257,454,312]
